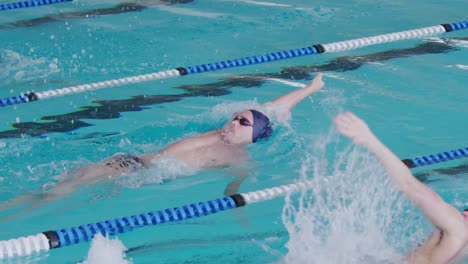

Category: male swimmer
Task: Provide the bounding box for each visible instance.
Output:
[334,111,468,264]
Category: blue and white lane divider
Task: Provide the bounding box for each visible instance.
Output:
[401,146,468,168]
[1,20,467,107]
[0,0,72,11]
[0,181,313,259]
[1,144,468,259]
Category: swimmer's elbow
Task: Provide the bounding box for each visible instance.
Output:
[399,175,422,196]
[446,222,468,241]
[402,179,442,209]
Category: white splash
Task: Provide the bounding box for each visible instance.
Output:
[80,234,131,264]
[208,99,292,126]
[446,64,468,70]
[235,0,291,7]
[279,133,428,264]
[156,6,225,18]
[426,37,468,48]
[115,157,198,188]
[0,49,60,84]
[266,78,306,88]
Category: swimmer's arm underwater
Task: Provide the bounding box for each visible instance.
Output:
[334,112,468,263]
[268,73,324,112]
[224,173,249,196]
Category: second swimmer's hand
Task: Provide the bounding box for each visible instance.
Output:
[333,111,376,147]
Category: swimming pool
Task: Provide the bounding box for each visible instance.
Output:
[0,0,467,263]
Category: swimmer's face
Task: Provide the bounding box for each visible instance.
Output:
[221,110,254,145]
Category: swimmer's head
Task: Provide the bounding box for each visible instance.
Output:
[221,109,272,145]
[249,109,273,143]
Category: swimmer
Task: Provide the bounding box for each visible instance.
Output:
[72,73,324,179]
[334,111,468,264]
[0,73,325,215]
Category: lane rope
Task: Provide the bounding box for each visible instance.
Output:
[1,20,466,107]
[0,181,312,259]
[1,144,467,259]
[0,0,72,11]
[402,146,468,168]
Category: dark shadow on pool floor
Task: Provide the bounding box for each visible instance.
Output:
[415,163,468,183]
[0,37,466,139]
[0,0,194,30]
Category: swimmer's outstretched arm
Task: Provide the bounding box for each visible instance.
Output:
[268,73,324,112]
[334,112,468,262]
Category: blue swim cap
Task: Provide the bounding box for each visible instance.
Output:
[250,109,272,143]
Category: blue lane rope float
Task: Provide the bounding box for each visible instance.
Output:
[1,144,467,259]
[402,147,468,168]
[1,20,467,107]
[0,183,303,259]
[0,0,72,11]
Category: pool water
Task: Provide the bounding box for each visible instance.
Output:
[0,0,467,263]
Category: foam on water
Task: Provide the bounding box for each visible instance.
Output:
[155,5,226,18]
[115,157,198,188]
[80,234,131,264]
[0,49,59,85]
[426,37,468,48]
[446,64,468,70]
[234,0,291,7]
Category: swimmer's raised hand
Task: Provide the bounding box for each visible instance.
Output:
[268,73,324,112]
[333,111,377,147]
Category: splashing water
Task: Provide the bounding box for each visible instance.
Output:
[79,234,131,264]
[115,157,198,188]
[0,49,59,84]
[279,131,429,264]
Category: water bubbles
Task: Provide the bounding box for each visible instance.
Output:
[15,117,20,123]
[50,34,55,40]
[26,165,34,174]
[49,58,59,71]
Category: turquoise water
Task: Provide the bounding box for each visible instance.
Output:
[0,0,467,263]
